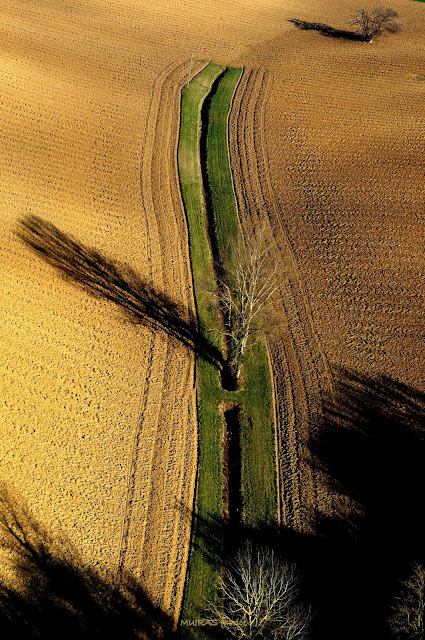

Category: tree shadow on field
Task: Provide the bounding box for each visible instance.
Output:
[182,369,425,640]
[289,18,369,41]
[303,368,425,640]
[17,215,223,369]
[0,484,181,639]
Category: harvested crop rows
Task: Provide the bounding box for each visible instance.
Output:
[115,60,205,619]
[229,68,341,532]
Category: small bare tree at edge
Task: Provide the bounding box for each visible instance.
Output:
[351,7,400,41]
[219,232,279,389]
[207,542,311,640]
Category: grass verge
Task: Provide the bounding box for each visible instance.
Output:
[205,65,277,530]
[204,66,243,266]
[178,61,277,634]
[178,62,225,632]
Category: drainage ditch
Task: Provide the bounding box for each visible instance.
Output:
[222,403,243,526]
[199,69,238,392]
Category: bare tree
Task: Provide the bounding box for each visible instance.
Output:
[389,563,425,639]
[351,7,400,41]
[207,542,311,640]
[219,232,279,387]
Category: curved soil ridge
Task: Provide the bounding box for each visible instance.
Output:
[228,67,339,533]
[115,59,205,624]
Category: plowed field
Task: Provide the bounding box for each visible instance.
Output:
[1,0,424,628]
[0,0,292,624]
[230,0,425,532]
[0,34,199,624]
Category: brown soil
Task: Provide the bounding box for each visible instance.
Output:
[0,0,295,623]
[1,0,424,626]
[230,0,425,532]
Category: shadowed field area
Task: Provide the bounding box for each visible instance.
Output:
[0,485,177,640]
[304,369,425,639]
[17,215,223,369]
[180,370,425,640]
[289,18,368,40]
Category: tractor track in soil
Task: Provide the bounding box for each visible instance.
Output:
[229,67,341,532]
[115,59,206,623]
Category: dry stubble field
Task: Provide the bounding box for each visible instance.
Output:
[1,0,424,624]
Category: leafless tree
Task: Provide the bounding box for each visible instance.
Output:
[219,232,279,386]
[351,7,400,41]
[389,563,425,639]
[207,542,311,640]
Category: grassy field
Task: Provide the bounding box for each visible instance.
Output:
[178,61,277,633]
[236,344,276,528]
[204,66,243,265]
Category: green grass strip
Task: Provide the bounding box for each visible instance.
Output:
[205,66,243,266]
[205,67,277,529]
[178,62,277,635]
[178,63,225,633]
[178,62,224,339]
[236,344,276,528]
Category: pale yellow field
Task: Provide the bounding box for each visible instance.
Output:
[0,0,293,622]
[1,0,424,624]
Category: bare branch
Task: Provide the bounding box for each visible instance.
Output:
[389,562,425,639]
[207,542,311,640]
[351,6,400,40]
[217,231,280,386]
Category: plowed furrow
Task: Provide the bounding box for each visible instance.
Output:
[115,331,166,580]
[116,60,202,624]
[229,67,339,533]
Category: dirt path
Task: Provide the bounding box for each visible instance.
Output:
[229,67,341,533]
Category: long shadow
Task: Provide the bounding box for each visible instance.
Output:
[17,215,223,369]
[182,370,425,640]
[289,18,369,41]
[305,369,425,640]
[0,484,179,639]
[199,69,227,284]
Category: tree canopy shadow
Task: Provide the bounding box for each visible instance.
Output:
[304,368,425,639]
[182,369,425,640]
[289,18,369,41]
[17,215,223,369]
[0,483,180,639]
